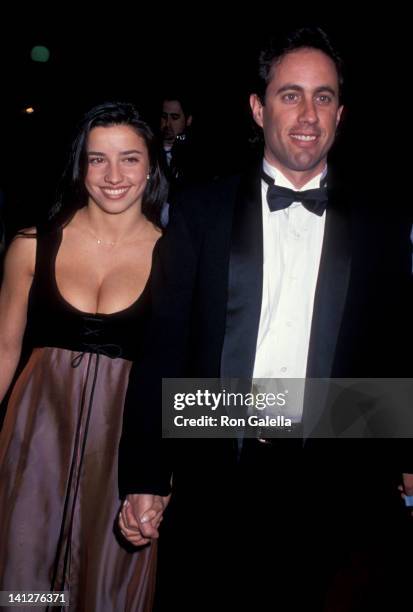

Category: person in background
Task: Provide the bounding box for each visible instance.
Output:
[159,93,193,191]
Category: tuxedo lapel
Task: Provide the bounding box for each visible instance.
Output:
[220,166,263,379]
[306,188,352,378]
[303,187,352,436]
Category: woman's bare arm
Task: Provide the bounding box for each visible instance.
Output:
[0,234,35,403]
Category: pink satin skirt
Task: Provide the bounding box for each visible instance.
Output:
[0,347,156,612]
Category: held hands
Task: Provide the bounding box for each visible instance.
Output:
[118,493,171,546]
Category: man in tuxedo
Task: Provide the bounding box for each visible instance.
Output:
[119,27,412,609]
[159,94,194,191]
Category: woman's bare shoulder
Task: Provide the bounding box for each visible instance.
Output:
[5,228,37,275]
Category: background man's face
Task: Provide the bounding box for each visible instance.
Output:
[250,48,343,186]
[160,100,191,146]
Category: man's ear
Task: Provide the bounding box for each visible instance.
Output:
[336,105,344,128]
[250,93,264,128]
[186,115,193,128]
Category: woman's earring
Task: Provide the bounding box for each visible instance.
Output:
[146,174,150,180]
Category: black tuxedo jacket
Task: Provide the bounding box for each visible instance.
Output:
[119,164,413,497]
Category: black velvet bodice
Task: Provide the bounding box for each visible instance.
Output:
[25,228,149,361]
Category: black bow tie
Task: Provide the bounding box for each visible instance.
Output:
[261,171,328,216]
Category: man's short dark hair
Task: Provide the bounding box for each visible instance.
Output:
[161,93,193,119]
[254,26,344,104]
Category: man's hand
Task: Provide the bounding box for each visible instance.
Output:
[118,493,171,546]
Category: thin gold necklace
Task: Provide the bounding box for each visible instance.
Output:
[84,224,147,247]
[82,226,116,246]
[88,231,117,247]
[80,209,148,247]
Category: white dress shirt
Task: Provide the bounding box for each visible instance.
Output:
[252,159,326,421]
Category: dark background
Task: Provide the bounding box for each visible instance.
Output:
[0,10,406,236]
